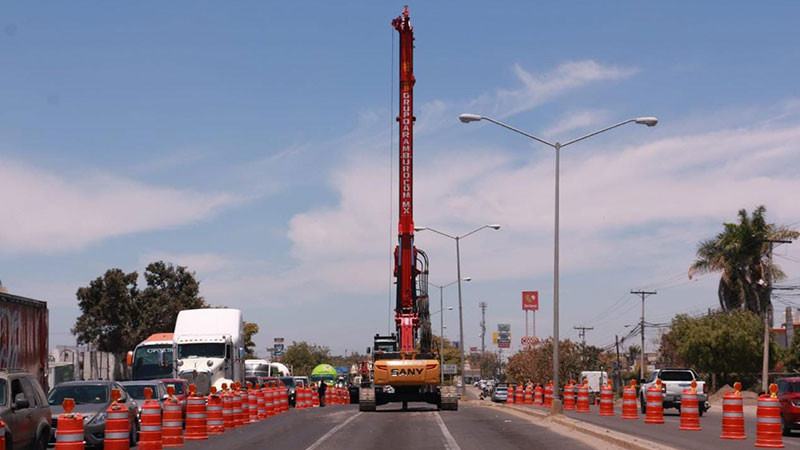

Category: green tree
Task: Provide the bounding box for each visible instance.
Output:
[468,352,501,379]
[243,322,259,358]
[688,206,798,313]
[505,339,585,385]
[282,341,331,376]
[783,332,800,372]
[137,261,208,336]
[73,268,140,353]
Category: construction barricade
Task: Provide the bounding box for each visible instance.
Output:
[599,381,614,416]
[544,382,553,408]
[721,382,746,440]
[534,384,543,405]
[756,383,783,448]
[55,398,84,450]
[524,383,533,405]
[679,381,701,431]
[621,380,638,420]
[139,387,162,450]
[516,385,524,406]
[257,385,266,419]
[232,384,244,427]
[162,385,184,448]
[644,379,664,424]
[239,383,250,424]
[312,386,320,407]
[104,389,131,450]
[246,383,259,423]
[185,384,208,440]
[506,385,515,404]
[265,384,276,417]
[563,381,575,410]
[221,383,234,430]
[279,383,289,412]
[576,382,590,412]
[207,386,224,435]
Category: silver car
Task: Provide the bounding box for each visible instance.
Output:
[49,381,139,448]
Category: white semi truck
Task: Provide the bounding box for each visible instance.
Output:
[173,308,244,395]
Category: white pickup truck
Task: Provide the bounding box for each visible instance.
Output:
[640,368,709,416]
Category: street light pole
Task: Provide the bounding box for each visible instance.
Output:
[429,279,469,384]
[459,113,657,414]
[416,225,500,397]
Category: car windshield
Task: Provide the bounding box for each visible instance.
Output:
[178,343,225,359]
[132,345,173,379]
[0,379,6,406]
[280,377,295,388]
[122,384,159,400]
[659,371,694,382]
[49,384,108,405]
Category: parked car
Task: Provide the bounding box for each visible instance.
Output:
[640,368,708,416]
[776,377,800,435]
[245,376,268,389]
[294,376,310,388]
[491,384,508,403]
[158,378,189,419]
[48,380,139,448]
[0,369,52,450]
[120,380,168,420]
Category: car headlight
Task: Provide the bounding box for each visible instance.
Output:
[89,412,106,425]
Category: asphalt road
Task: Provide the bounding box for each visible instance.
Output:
[501,399,800,450]
[177,402,598,450]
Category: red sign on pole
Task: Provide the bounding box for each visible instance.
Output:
[522,291,539,311]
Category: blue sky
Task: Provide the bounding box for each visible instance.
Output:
[2,1,799,357]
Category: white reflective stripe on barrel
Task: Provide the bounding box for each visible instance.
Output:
[164,405,181,411]
[623,400,637,404]
[141,409,161,415]
[207,406,222,411]
[758,401,779,408]
[600,399,613,403]
[681,407,699,412]
[647,402,662,407]
[758,417,782,424]
[141,425,162,431]
[208,420,224,425]
[0,428,5,436]
[56,433,84,442]
[188,399,205,405]
[723,399,742,405]
[163,421,183,427]
[107,412,128,419]
[723,412,743,417]
[187,413,206,419]
[105,432,129,439]
[233,408,242,413]
[223,410,233,415]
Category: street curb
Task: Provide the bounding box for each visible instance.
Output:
[467,401,677,450]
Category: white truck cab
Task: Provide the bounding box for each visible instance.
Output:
[640,368,708,415]
[173,308,244,395]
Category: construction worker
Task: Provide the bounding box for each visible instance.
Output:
[318,380,327,407]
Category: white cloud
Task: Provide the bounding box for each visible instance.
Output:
[541,109,610,138]
[0,157,241,254]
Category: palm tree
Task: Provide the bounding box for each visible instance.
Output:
[688,206,798,313]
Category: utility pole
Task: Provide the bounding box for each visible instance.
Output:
[573,326,593,345]
[631,290,657,380]
[479,302,487,354]
[615,335,623,393]
[762,238,793,392]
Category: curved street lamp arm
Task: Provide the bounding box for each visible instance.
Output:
[561,119,637,147]
[420,227,457,240]
[461,225,494,240]
[482,116,556,148]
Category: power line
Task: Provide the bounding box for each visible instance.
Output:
[631,290,657,380]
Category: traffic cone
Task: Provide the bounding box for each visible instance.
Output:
[162,384,184,447]
[104,389,130,450]
[644,379,664,424]
[55,398,84,450]
[185,384,208,440]
[621,380,638,419]
[206,386,224,435]
[599,381,614,416]
[138,387,162,450]
[679,381,701,431]
[576,381,590,412]
[756,383,783,448]
[721,382,746,439]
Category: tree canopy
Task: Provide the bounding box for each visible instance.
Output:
[243,322,259,358]
[505,339,601,384]
[281,341,332,376]
[689,205,798,313]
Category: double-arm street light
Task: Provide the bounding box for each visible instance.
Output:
[430,279,470,382]
[416,225,500,395]
[459,113,657,413]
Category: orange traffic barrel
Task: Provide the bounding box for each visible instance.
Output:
[104,389,131,450]
[721,382,746,440]
[544,382,553,407]
[524,383,533,405]
[756,384,783,448]
[265,385,275,417]
[55,398,84,450]
[232,385,244,426]
[185,384,208,440]
[599,381,614,416]
[221,383,234,430]
[516,385,524,406]
[679,381,701,431]
[506,385,515,404]
[576,382,590,412]
[534,384,543,405]
[257,386,266,419]
[139,387,163,450]
[621,380,639,419]
[238,384,250,424]
[162,385,184,448]
[206,387,224,435]
[280,383,289,412]
[644,379,664,424]
[245,383,258,423]
[563,382,575,410]
[312,387,320,407]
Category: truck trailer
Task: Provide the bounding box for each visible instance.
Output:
[0,291,49,390]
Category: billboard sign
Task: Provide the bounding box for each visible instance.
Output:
[522,291,539,311]
[442,364,458,375]
[492,332,498,344]
[469,346,478,353]
[497,339,511,348]
[274,337,285,344]
[274,343,285,352]
[521,336,538,347]
[497,323,511,332]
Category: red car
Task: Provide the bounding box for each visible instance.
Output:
[776,377,800,435]
[158,378,189,419]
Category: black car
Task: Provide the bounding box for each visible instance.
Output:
[49,381,139,448]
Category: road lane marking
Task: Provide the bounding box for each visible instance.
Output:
[434,411,461,450]
[304,412,362,450]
